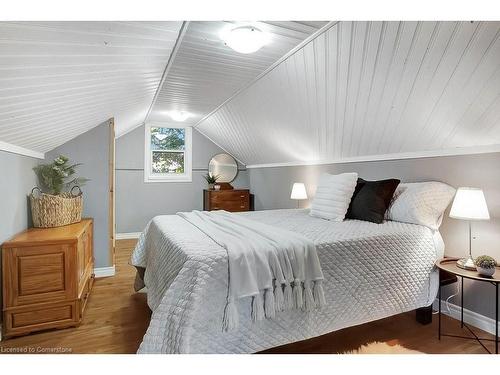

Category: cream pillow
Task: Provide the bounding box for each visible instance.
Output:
[309,172,358,221]
[385,181,456,230]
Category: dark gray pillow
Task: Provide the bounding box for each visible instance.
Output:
[346,178,400,224]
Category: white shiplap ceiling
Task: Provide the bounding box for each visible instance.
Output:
[196,21,500,167]
[0,21,325,158]
[148,21,328,124]
[0,21,183,155]
[2,21,500,165]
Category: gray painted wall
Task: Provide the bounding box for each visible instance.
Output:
[0,151,38,243]
[247,152,500,319]
[46,121,111,268]
[116,125,249,233]
[0,150,39,322]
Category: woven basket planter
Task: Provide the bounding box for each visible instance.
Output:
[30,186,83,228]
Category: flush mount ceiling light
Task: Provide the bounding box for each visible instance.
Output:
[221,26,269,54]
[167,110,191,122]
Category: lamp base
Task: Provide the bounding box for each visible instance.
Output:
[456,256,476,271]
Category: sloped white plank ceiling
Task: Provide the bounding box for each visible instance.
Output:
[0,21,182,154]
[196,21,500,166]
[148,21,327,124]
[0,21,325,157]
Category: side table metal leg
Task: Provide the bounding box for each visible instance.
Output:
[438,275,441,340]
[461,277,464,328]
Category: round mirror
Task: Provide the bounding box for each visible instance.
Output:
[208,153,238,183]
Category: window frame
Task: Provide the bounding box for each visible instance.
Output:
[144,123,192,183]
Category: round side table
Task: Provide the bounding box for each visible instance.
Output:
[436,257,500,354]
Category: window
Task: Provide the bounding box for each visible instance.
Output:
[144,124,192,182]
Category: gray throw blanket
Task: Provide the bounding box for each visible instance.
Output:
[178,210,325,331]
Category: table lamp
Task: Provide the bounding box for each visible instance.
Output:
[449,187,490,270]
[290,182,307,209]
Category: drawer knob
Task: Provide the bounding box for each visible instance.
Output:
[240,205,244,208]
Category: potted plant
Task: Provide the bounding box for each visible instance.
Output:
[203,173,220,190]
[31,155,89,228]
[474,255,497,277]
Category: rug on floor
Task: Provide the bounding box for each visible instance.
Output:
[345,341,422,354]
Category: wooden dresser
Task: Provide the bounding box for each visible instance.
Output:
[203,189,253,212]
[2,219,94,338]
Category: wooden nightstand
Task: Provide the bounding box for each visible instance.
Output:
[436,257,500,354]
[2,219,95,338]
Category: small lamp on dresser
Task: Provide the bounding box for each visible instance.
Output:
[449,187,490,270]
[290,182,308,209]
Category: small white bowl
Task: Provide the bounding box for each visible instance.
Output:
[476,266,495,277]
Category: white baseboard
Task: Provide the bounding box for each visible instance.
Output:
[116,232,141,240]
[94,266,115,278]
[433,299,496,336]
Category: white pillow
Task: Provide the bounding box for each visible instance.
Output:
[385,181,456,230]
[310,172,358,221]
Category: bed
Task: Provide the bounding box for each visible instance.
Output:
[131,208,444,353]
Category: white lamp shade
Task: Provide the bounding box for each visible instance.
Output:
[449,187,490,220]
[290,183,308,200]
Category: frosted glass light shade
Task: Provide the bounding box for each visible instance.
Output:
[221,26,269,54]
[291,183,307,200]
[449,187,490,220]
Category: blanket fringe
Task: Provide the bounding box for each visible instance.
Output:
[293,279,303,309]
[225,280,326,331]
[303,280,315,311]
[274,283,285,312]
[283,282,293,310]
[264,288,276,318]
[252,294,265,322]
[314,280,326,308]
[222,298,239,332]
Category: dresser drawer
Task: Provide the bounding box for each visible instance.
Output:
[212,200,249,212]
[210,190,249,202]
[210,193,249,208]
[4,300,79,338]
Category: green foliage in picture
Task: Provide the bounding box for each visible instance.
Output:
[33,155,90,195]
[152,151,185,174]
[150,127,185,150]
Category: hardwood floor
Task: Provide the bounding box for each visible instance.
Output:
[0,239,494,354]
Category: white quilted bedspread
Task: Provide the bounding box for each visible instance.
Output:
[131,209,444,354]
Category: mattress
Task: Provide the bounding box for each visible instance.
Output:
[131,208,444,354]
